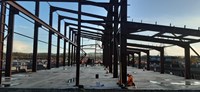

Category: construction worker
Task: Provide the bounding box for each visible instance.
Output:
[127,74,135,86]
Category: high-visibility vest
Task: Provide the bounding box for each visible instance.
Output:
[127,75,134,86]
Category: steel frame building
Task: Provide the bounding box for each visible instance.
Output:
[1,0,200,87]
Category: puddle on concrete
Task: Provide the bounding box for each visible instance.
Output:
[164,79,171,81]
[11,83,21,86]
[132,72,137,74]
[2,77,18,81]
[170,81,200,86]
[12,74,28,77]
[149,80,161,84]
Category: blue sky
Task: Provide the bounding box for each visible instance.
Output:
[2,0,200,56]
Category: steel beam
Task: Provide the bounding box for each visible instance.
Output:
[59,15,104,27]
[80,33,101,38]
[66,22,104,32]
[32,1,40,72]
[81,34,101,40]
[127,43,162,51]
[4,0,115,9]
[157,35,197,42]
[5,6,18,77]
[126,22,200,37]
[72,28,103,36]
[0,0,6,84]
[127,48,149,53]
[81,36,101,41]
[52,6,105,20]
[6,1,76,45]
[127,34,187,47]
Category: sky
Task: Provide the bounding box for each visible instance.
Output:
[2,0,200,56]
[127,0,200,56]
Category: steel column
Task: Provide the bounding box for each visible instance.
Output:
[109,31,112,73]
[160,48,164,74]
[94,42,97,63]
[127,54,130,66]
[185,44,191,79]
[5,6,18,77]
[0,0,6,84]
[102,40,107,66]
[74,47,76,65]
[68,28,71,66]
[56,17,61,68]
[71,33,74,66]
[32,1,40,72]
[146,51,150,70]
[47,7,53,69]
[132,53,135,67]
[138,52,141,69]
[63,24,67,67]
[120,0,128,85]
[113,0,119,77]
[76,0,81,86]
[103,34,109,67]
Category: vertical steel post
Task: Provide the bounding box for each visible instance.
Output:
[0,0,6,84]
[120,0,127,85]
[68,28,71,66]
[74,34,77,65]
[132,53,135,67]
[160,47,164,74]
[103,35,109,67]
[71,33,74,66]
[108,31,112,73]
[103,32,110,68]
[5,6,17,77]
[146,51,150,70]
[74,46,76,65]
[102,40,106,66]
[47,7,53,69]
[76,0,81,86]
[56,16,61,68]
[94,41,96,63]
[63,24,67,67]
[127,54,130,66]
[113,0,119,78]
[138,52,141,69]
[32,0,40,72]
[184,44,191,79]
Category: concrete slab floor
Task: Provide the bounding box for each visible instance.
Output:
[0,65,200,91]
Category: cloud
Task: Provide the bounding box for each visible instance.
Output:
[4,40,32,53]
[13,40,32,53]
